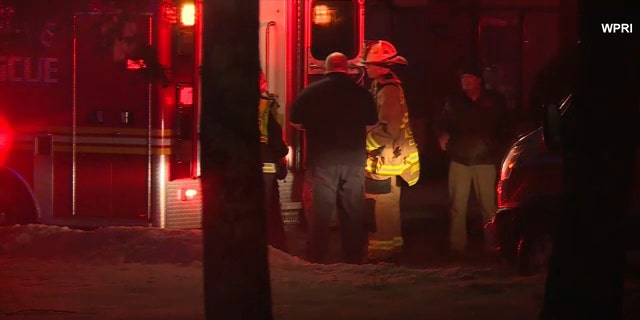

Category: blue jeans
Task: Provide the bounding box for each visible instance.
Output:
[302,164,366,264]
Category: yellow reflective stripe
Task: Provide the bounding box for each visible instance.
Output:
[402,154,419,171]
[406,175,419,186]
[366,158,405,176]
[365,158,378,173]
[34,126,173,137]
[368,237,404,251]
[14,143,174,155]
[365,165,375,173]
[262,163,276,173]
[404,128,413,138]
[409,162,420,174]
[375,165,404,175]
[367,151,419,176]
[405,151,419,164]
[366,134,382,151]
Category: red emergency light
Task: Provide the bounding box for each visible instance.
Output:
[181,3,196,27]
[179,188,198,201]
[0,116,12,165]
[162,3,178,24]
[126,59,147,70]
[177,84,194,108]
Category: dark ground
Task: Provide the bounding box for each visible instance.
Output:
[283,176,505,269]
[283,175,640,279]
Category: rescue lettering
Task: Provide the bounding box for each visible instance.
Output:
[601,23,633,33]
[0,56,59,84]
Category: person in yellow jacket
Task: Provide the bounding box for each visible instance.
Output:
[259,70,289,252]
[359,40,420,263]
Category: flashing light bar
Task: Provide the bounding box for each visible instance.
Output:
[181,3,196,27]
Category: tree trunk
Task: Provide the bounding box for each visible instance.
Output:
[540,1,637,319]
[200,1,273,319]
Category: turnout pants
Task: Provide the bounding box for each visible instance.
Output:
[448,161,497,252]
[303,164,367,264]
[366,175,403,261]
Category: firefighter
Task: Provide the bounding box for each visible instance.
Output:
[289,52,378,264]
[259,70,289,253]
[359,40,420,263]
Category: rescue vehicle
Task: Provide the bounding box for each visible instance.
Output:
[0,0,366,228]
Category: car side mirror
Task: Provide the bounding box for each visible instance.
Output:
[542,103,562,152]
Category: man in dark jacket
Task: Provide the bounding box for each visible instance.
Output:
[436,63,510,255]
[290,52,378,264]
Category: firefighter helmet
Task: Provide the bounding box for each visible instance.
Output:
[360,40,408,66]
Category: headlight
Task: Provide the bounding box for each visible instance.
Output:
[500,145,521,180]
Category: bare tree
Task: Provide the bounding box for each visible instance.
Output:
[200,1,273,319]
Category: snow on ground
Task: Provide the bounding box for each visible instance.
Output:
[1,224,638,320]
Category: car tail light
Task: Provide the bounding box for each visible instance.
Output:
[500,145,521,181]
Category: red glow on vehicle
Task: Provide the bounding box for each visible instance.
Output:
[0,116,12,164]
[178,85,193,108]
[313,5,333,25]
[285,146,293,170]
[126,59,147,70]
[181,3,196,27]
[162,3,178,24]
[180,188,198,201]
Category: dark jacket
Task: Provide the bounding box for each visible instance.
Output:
[290,72,378,167]
[437,89,510,166]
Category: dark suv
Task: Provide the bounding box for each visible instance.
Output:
[488,95,640,274]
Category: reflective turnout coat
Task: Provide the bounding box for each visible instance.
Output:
[365,76,420,186]
[259,94,288,178]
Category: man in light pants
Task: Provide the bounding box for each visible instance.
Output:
[437,63,510,256]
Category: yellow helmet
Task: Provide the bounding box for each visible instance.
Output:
[360,40,408,66]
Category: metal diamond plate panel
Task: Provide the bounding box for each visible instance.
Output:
[150,155,202,229]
